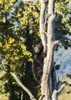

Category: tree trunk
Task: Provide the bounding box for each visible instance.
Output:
[40,0,48,52]
[52,59,57,92]
[40,0,56,100]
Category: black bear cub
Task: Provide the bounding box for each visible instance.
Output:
[32,42,46,83]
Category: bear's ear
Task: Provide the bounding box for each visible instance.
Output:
[32,45,35,48]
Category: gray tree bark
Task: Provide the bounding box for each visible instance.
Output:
[40,0,59,100]
[40,0,48,52]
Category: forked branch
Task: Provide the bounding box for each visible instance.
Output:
[52,83,65,100]
[56,83,65,94]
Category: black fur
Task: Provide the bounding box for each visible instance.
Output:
[32,42,46,82]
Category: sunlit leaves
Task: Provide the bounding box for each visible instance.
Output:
[0,0,16,14]
[19,1,40,34]
[0,42,2,47]
[55,0,71,38]
[0,36,32,72]
[55,2,69,15]
[2,59,8,65]
[0,0,16,4]
[8,37,15,44]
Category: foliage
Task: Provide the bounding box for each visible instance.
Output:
[55,0,71,50]
[0,0,71,100]
[0,0,41,99]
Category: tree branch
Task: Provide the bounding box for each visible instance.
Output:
[40,0,48,52]
[11,73,36,100]
[54,40,60,46]
[39,95,45,100]
[56,83,65,94]
[52,83,65,100]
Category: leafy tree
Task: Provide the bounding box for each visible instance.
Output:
[0,0,71,100]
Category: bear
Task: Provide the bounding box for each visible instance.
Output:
[32,42,46,83]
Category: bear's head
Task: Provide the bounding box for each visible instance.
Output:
[32,42,43,54]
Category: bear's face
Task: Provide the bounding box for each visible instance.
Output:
[32,42,43,54]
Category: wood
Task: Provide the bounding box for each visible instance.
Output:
[40,0,48,52]
[52,83,65,100]
[39,0,59,100]
[11,73,36,100]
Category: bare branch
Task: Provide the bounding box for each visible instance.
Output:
[39,95,45,100]
[54,40,60,46]
[11,73,36,100]
[52,83,65,100]
[56,83,65,94]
